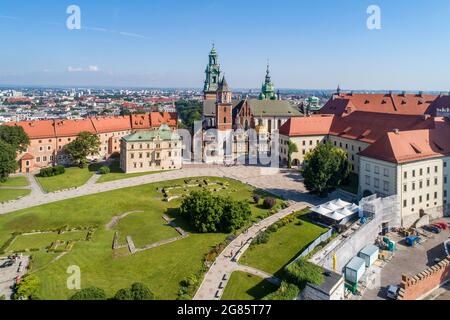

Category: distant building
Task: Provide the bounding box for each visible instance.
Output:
[5,112,178,173]
[279,90,450,227]
[201,45,301,162]
[120,125,182,173]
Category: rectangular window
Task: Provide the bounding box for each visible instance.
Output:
[374,178,380,189]
[374,166,380,174]
[403,200,407,208]
[404,171,407,179]
[384,168,389,177]
[383,181,389,192]
[365,164,370,172]
[365,175,370,185]
[403,184,407,192]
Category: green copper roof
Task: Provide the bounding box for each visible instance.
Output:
[247,99,302,117]
[259,64,277,100]
[123,126,180,142]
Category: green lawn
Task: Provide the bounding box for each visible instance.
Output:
[0,176,29,187]
[97,160,172,184]
[115,211,179,248]
[221,272,278,300]
[240,212,327,276]
[8,231,88,252]
[0,177,276,300]
[36,167,96,193]
[0,189,31,203]
[340,173,359,195]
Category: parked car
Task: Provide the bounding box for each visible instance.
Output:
[387,285,399,300]
[424,225,441,234]
[0,260,14,268]
[405,236,421,247]
[433,222,448,230]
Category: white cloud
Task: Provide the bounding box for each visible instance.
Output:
[67,65,100,73]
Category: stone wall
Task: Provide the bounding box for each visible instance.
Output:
[398,256,450,300]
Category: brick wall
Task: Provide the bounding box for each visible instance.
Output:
[398,256,450,300]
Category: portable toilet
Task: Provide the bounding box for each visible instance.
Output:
[345,256,366,285]
[358,245,380,267]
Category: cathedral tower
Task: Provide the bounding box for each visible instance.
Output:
[203,44,221,101]
[259,63,277,100]
[216,76,233,131]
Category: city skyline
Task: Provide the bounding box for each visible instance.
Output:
[1,0,450,91]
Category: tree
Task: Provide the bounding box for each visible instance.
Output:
[113,283,155,300]
[220,199,252,233]
[69,287,107,300]
[65,132,101,168]
[13,274,40,300]
[0,140,18,182]
[180,190,252,233]
[179,190,224,233]
[287,141,299,169]
[303,142,350,196]
[175,100,203,131]
[0,125,30,153]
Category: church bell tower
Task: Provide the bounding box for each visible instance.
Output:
[204,44,221,101]
[216,76,233,132]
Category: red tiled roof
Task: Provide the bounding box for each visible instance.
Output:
[54,118,97,137]
[328,112,436,143]
[150,112,178,127]
[21,153,34,160]
[360,122,450,163]
[5,120,56,139]
[91,116,131,133]
[279,112,436,144]
[279,115,334,136]
[320,93,450,116]
[4,112,178,139]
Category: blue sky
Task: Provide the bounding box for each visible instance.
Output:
[1,0,450,90]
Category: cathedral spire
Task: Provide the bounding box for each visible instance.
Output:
[259,61,276,100]
[203,44,221,101]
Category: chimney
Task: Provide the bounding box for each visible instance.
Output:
[393,128,400,134]
[424,114,431,120]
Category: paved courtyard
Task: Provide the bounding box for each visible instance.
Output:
[362,217,450,300]
[0,255,29,300]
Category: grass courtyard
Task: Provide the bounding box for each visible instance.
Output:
[0,176,280,300]
[0,189,31,203]
[221,272,278,300]
[0,176,29,187]
[240,210,328,277]
[35,165,100,193]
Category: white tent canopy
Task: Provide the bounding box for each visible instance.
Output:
[311,199,359,223]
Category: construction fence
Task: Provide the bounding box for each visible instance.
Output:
[309,195,400,273]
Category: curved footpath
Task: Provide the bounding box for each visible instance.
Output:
[193,201,309,300]
[0,165,319,215]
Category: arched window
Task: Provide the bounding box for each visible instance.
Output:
[245,120,249,130]
[224,117,227,124]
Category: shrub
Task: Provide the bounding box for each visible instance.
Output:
[69,287,107,300]
[263,197,276,209]
[253,231,270,245]
[263,281,300,300]
[253,194,261,204]
[98,166,110,175]
[39,165,65,177]
[285,258,324,289]
[12,274,40,300]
